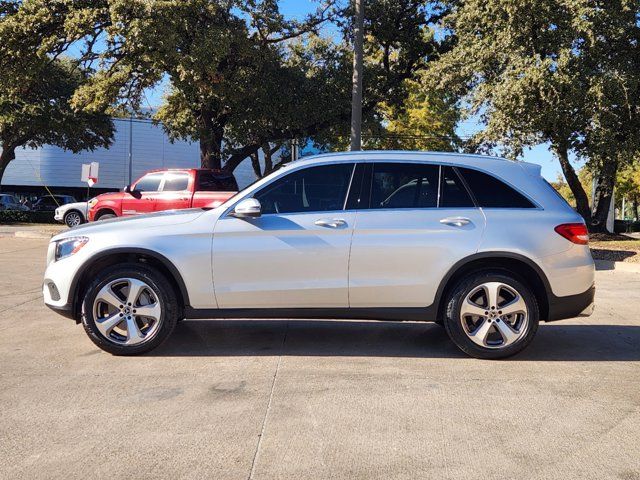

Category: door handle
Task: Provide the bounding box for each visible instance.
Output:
[439,216,471,227]
[315,218,347,228]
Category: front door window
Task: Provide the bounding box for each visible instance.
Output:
[254,163,354,214]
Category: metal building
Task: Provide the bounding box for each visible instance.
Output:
[1,117,261,199]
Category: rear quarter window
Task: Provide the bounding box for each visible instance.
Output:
[457,167,535,209]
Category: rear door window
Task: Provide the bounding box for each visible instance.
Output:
[369,162,439,209]
[197,171,239,191]
[440,166,475,208]
[457,167,535,208]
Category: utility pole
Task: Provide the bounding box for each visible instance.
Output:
[350,0,364,151]
[128,113,133,185]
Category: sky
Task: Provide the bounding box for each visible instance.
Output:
[143,0,577,181]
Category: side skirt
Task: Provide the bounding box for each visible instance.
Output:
[184,306,438,322]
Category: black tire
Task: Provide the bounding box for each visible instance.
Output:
[81,264,180,355]
[96,212,116,221]
[64,210,84,227]
[442,271,539,359]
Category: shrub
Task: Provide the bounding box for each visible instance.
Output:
[0,210,56,224]
[614,219,629,233]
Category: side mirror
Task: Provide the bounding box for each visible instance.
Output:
[232,198,262,218]
[123,185,132,194]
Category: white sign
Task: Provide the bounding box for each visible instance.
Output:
[81,162,100,186]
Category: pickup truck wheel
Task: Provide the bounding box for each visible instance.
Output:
[96,212,116,221]
[81,264,179,355]
[443,271,539,359]
[64,210,84,227]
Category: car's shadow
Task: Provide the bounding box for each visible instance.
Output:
[150,319,640,361]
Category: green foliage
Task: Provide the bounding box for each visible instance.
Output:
[616,158,640,219]
[0,209,55,224]
[0,1,113,183]
[428,0,640,231]
[1,0,454,179]
[373,76,460,151]
[56,0,450,171]
[0,57,113,151]
[616,160,640,199]
[550,169,592,207]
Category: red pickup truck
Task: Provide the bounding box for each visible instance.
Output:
[88,168,238,221]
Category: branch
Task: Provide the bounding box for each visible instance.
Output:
[248,1,339,45]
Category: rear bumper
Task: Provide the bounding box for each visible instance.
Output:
[546,284,595,321]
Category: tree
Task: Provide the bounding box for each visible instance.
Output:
[67,0,347,171]
[370,76,460,151]
[11,0,453,177]
[428,0,640,232]
[62,0,451,173]
[549,169,592,209]
[616,159,640,220]
[312,0,455,152]
[0,2,113,187]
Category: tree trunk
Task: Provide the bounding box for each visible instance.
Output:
[0,146,16,192]
[590,158,619,233]
[633,198,639,221]
[262,142,274,175]
[223,143,262,173]
[350,0,364,151]
[199,109,224,170]
[250,151,262,178]
[551,142,591,224]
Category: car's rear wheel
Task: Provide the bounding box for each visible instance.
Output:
[81,264,179,355]
[64,210,83,227]
[442,271,539,359]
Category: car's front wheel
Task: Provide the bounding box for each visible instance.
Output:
[96,212,116,221]
[442,271,539,359]
[64,210,84,227]
[81,264,179,355]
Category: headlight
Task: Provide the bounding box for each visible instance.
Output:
[88,198,98,207]
[54,236,89,261]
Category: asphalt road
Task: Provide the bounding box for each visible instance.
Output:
[1,236,639,480]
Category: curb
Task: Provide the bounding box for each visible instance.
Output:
[594,259,640,273]
[13,230,55,240]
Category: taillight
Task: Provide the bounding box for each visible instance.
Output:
[554,223,589,245]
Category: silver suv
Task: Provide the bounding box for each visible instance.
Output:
[43,151,595,359]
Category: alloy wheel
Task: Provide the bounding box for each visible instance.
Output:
[460,282,529,349]
[92,278,162,345]
[65,212,82,227]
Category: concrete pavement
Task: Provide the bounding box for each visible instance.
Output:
[0,236,639,480]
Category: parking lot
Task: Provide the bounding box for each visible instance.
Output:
[1,235,639,480]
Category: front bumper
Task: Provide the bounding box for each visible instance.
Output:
[43,243,87,320]
[44,298,76,320]
[546,284,595,321]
